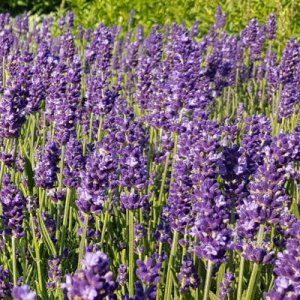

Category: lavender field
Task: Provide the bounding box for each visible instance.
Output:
[0,8,299,300]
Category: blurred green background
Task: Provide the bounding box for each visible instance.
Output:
[2,0,300,44]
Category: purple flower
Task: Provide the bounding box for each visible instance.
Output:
[279,39,300,84]
[264,239,300,300]
[136,254,162,285]
[219,272,234,300]
[266,14,277,40]
[0,50,32,138]
[63,136,85,188]
[1,174,26,237]
[76,147,117,214]
[12,285,36,300]
[215,6,226,29]
[279,82,300,120]
[241,19,259,46]
[34,142,60,189]
[0,266,12,298]
[62,251,117,300]
[177,255,200,293]
[117,264,127,285]
[47,257,61,289]
[191,178,231,264]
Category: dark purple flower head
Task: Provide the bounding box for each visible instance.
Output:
[241,19,259,46]
[0,266,12,298]
[76,147,117,214]
[62,251,117,300]
[119,146,148,190]
[12,285,36,300]
[191,178,231,264]
[219,272,235,300]
[124,281,156,300]
[266,14,277,40]
[264,239,300,299]
[279,39,300,84]
[120,191,148,210]
[278,82,299,120]
[0,50,32,139]
[177,254,200,293]
[242,242,275,264]
[250,25,265,62]
[215,6,226,29]
[34,142,60,189]
[1,174,26,237]
[47,257,61,289]
[63,136,86,188]
[136,254,162,285]
[117,265,127,285]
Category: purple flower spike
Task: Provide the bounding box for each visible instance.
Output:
[12,285,36,300]
[136,254,162,285]
[34,142,60,189]
[0,266,12,298]
[264,239,300,300]
[62,251,117,300]
[1,174,26,237]
[177,255,200,293]
[219,272,234,300]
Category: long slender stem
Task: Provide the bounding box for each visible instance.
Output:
[59,188,71,256]
[78,214,89,268]
[128,210,135,297]
[237,256,245,300]
[100,195,111,245]
[245,263,260,300]
[12,235,17,286]
[203,260,214,300]
[164,230,179,300]
[30,213,46,298]
[244,224,265,300]
[56,145,66,242]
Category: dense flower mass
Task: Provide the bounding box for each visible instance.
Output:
[0,8,298,300]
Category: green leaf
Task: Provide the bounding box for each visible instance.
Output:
[209,291,220,300]
[24,156,35,194]
[36,209,57,257]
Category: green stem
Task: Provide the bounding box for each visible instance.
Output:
[30,213,45,298]
[78,214,89,268]
[56,145,66,242]
[244,224,265,300]
[245,263,260,300]
[237,256,245,300]
[128,210,135,297]
[164,230,179,300]
[203,260,214,300]
[59,188,71,256]
[12,235,17,286]
[100,196,111,245]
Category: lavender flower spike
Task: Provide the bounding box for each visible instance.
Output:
[12,285,36,300]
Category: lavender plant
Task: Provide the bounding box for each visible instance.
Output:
[0,8,298,300]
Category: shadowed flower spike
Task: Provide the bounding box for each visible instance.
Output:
[219,272,235,300]
[0,266,12,298]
